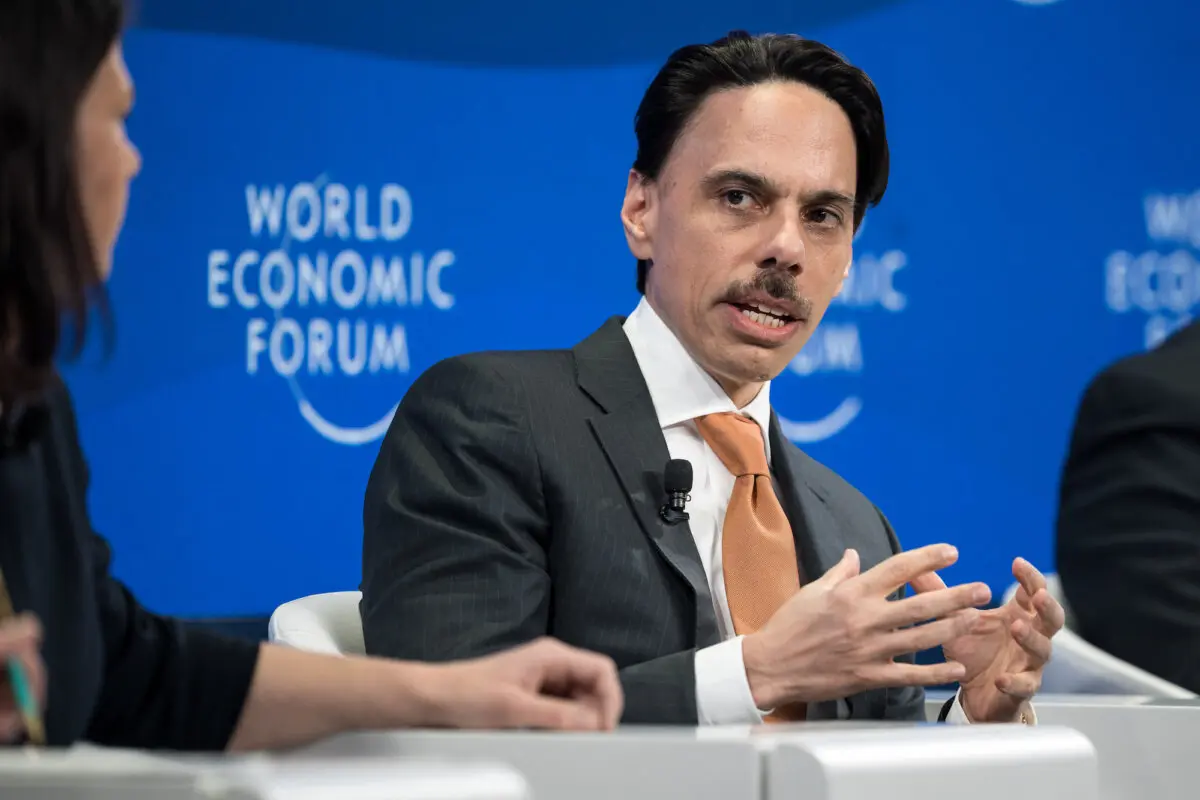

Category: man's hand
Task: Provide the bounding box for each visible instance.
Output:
[417,638,623,731]
[743,545,989,710]
[917,558,1065,723]
[0,614,45,743]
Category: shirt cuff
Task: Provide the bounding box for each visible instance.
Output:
[945,688,1037,725]
[695,636,765,725]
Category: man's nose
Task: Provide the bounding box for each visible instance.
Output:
[758,212,805,273]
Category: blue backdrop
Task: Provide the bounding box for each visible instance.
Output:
[62,0,1200,616]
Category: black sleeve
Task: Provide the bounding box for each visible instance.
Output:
[55,388,260,751]
[1056,366,1200,692]
[876,509,928,722]
[83,535,261,751]
[361,356,698,724]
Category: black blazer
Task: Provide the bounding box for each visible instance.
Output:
[362,317,924,724]
[0,379,259,748]
[1056,321,1200,692]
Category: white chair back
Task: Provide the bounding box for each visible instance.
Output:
[268,591,366,656]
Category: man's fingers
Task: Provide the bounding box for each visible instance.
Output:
[816,549,861,586]
[882,582,990,629]
[858,545,960,596]
[1012,619,1052,664]
[1013,558,1048,604]
[1033,590,1067,636]
[996,671,1041,700]
[908,570,948,595]
[872,660,967,688]
[875,610,980,656]
[1011,584,1035,612]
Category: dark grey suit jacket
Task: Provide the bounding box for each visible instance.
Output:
[361,317,925,724]
[1057,320,1200,692]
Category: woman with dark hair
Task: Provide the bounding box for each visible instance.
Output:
[0,0,621,749]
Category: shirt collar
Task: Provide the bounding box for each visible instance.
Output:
[622,297,773,456]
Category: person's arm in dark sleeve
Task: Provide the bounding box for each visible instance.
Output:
[66,394,442,752]
[44,380,258,751]
[55,383,621,751]
[48,381,257,750]
[84,548,621,751]
[82,533,260,751]
[361,355,698,724]
[1056,366,1200,692]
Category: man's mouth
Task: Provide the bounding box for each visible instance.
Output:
[730,301,797,329]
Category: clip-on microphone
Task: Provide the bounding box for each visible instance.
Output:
[659,459,693,525]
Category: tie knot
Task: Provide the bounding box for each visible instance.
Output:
[695,412,769,478]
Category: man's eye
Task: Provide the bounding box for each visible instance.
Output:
[723,190,752,208]
[808,208,843,227]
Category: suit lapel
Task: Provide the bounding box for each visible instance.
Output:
[575,318,721,647]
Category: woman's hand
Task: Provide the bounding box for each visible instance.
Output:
[0,614,45,742]
[419,638,623,731]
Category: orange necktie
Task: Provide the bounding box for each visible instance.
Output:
[695,412,806,722]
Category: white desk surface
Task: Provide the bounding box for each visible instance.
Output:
[12,700,1199,800]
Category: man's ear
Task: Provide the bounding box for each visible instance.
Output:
[834,252,853,296]
[621,169,656,260]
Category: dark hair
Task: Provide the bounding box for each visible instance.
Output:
[631,31,890,294]
[0,0,124,403]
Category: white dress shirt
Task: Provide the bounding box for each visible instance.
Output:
[622,297,1016,726]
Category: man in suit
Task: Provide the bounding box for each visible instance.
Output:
[362,31,1063,725]
[1057,320,1200,692]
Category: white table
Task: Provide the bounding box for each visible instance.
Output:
[0,746,529,800]
[292,721,1098,800]
[924,693,1200,800]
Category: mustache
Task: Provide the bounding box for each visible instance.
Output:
[719,271,814,320]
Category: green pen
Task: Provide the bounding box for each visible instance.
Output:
[0,570,43,746]
[5,657,43,745]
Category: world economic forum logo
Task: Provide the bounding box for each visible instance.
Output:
[1104,190,1199,350]
[206,173,455,445]
[775,220,908,443]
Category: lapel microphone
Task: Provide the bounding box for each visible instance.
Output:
[659,459,693,525]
